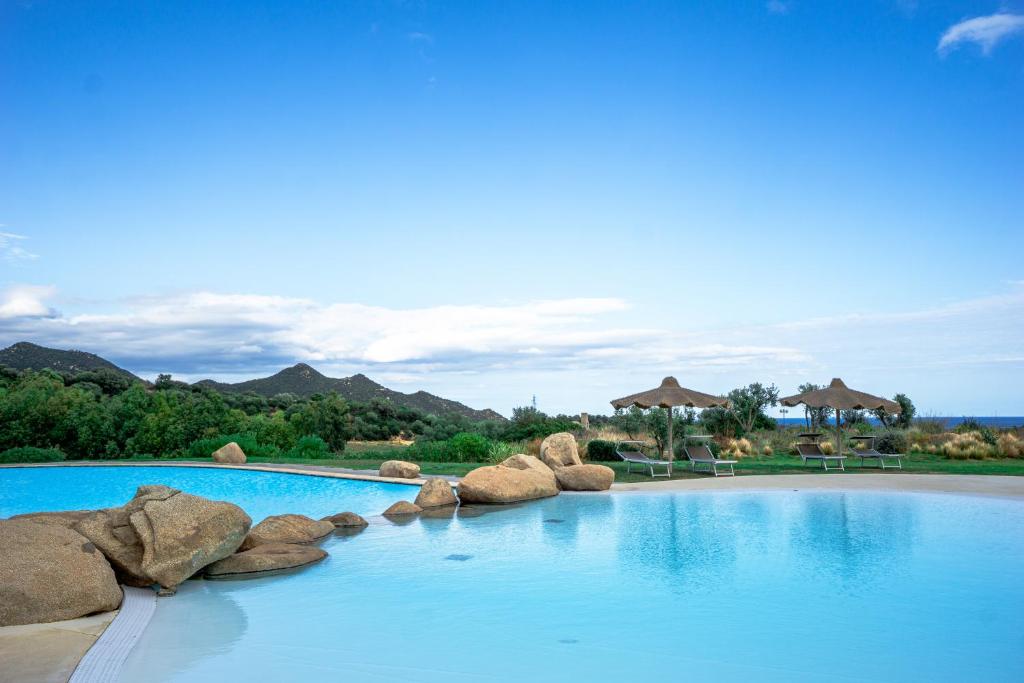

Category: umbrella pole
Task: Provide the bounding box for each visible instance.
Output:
[667,408,674,475]
[835,407,841,457]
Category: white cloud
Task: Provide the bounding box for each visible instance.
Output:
[0,231,39,261]
[938,12,1024,55]
[1,286,1020,415]
[0,285,56,319]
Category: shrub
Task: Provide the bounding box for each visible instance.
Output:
[724,438,753,457]
[445,432,492,462]
[285,435,331,459]
[941,432,992,459]
[486,440,521,463]
[762,444,773,456]
[820,440,835,455]
[996,433,1024,458]
[874,431,908,455]
[585,439,619,462]
[0,446,65,463]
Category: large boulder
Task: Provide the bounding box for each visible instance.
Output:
[539,432,583,469]
[457,459,560,504]
[379,460,421,479]
[74,485,251,589]
[0,519,122,626]
[414,478,458,508]
[321,511,368,528]
[205,543,326,579]
[554,464,615,491]
[240,514,334,551]
[212,441,247,464]
[10,510,93,528]
[383,501,422,517]
[500,454,555,476]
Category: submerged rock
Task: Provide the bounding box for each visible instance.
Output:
[205,543,327,579]
[240,514,334,550]
[212,441,247,464]
[414,478,458,508]
[74,485,251,589]
[0,519,122,626]
[383,501,422,517]
[321,511,368,528]
[554,464,615,491]
[379,460,421,479]
[539,433,583,470]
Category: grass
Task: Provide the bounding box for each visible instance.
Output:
[83,448,1024,482]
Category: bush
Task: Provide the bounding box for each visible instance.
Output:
[445,432,491,462]
[285,435,332,459]
[0,446,65,463]
[996,433,1024,458]
[874,431,908,455]
[941,432,992,459]
[187,433,281,460]
[585,439,619,462]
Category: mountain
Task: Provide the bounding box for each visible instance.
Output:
[0,341,142,381]
[198,364,505,421]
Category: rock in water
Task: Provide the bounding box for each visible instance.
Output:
[539,433,583,469]
[554,464,615,491]
[457,464,559,504]
[212,441,247,464]
[74,485,251,589]
[321,511,369,528]
[0,519,122,626]
[382,501,423,516]
[240,514,334,550]
[205,543,327,579]
[379,460,421,479]
[414,478,458,508]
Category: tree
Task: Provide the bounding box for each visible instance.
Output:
[728,383,779,434]
[874,393,915,429]
[797,383,830,430]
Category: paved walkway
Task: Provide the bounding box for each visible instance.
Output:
[0,612,116,683]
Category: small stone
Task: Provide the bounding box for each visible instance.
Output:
[240,514,334,551]
[205,543,327,579]
[212,441,247,464]
[321,511,368,528]
[382,501,422,517]
[414,478,458,508]
[379,460,421,479]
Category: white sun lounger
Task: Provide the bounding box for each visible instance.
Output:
[615,441,672,477]
[683,442,737,477]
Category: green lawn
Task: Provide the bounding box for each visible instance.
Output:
[101,450,1024,482]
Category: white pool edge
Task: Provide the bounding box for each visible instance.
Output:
[68,586,156,683]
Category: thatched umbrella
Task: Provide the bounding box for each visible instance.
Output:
[611,377,729,471]
[779,378,901,457]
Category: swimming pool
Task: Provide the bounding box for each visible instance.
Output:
[3,467,1023,682]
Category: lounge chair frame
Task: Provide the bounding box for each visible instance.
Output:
[796,441,847,471]
[683,437,737,477]
[850,436,903,470]
[615,441,672,477]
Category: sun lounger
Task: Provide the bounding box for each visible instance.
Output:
[850,436,903,470]
[683,443,737,477]
[797,442,846,471]
[615,441,672,477]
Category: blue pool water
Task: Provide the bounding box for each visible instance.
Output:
[3,466,1023,682]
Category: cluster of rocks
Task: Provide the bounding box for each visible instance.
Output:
[457,432,614,504]
[0,485,366,627]
[372,432,615,517]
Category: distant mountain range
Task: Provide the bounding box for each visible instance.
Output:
[0,342,503,421]
[197,363,504,421]
[0,341,143,381]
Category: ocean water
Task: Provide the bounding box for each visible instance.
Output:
[777,416,1024,428]
[2,467,1022,682]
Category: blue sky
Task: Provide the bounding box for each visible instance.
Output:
[1,1,1022,416]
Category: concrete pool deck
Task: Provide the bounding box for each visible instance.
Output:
[612,472,1024,499]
